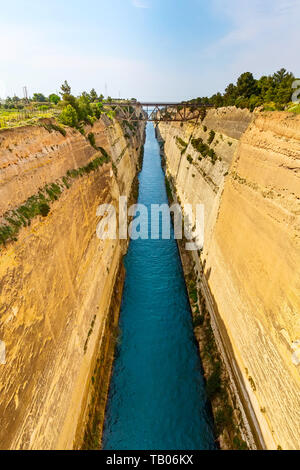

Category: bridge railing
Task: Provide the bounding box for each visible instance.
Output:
[102,102,213,122]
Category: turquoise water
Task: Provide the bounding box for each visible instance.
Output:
[102,123,215,450]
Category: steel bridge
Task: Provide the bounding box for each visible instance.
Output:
[103,102,212,122]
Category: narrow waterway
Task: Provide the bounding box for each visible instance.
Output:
[103,123,215,450]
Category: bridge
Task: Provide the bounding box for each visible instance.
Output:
[103,102,212,122]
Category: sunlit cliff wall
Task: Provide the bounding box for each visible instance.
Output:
[159,109,300,450]
[0,116,145,449]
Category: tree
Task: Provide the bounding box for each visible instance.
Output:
[257,75,273,101]
[272,69,294,104]
[90,88,98,102]
[224,83,238,106]
[58,105,78,127]
[77,94,92,122]
[210,92,224,107]
[59,81,77,109]
[49,94,61,105]
[236,72,258,98]
[33,93,47,102]
[265,86,275,103]
[12,95,21,104]
[273,68,290,85]
[60,80,71,96]
[249,95,263,111]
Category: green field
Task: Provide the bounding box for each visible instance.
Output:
[0,106,60,129]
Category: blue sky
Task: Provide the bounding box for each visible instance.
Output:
[0,0,299,100]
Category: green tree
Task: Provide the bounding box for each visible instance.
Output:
[224,83,238,106]
[77,94,92,122]
[58,105,78,127]
[273,68,290,85]
[33,93,47,102]
[90,88,98,102]
[257,75,273,101]
[273,69,294,104]
[60,81,77,110]
[49,93,61,105]
[236,72,258,98]
[60,80,71,96]
[12,95,21,104]
[249,94,263,111]
[210,92,224,107]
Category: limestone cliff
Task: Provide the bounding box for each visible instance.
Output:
[0,115,145,449]
[159,108,300,450]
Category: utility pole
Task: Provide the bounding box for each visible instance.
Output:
[23,86,29,103]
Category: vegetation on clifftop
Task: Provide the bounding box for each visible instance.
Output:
[0,81,135,129]
[188,68,298,112]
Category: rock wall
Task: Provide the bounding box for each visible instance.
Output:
[158,108,300,450]
[0,116,145,449]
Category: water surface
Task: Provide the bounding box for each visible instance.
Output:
[103,123,215,450]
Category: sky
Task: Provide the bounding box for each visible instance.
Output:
[0,0,299,101]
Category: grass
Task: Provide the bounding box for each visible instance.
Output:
[0,107,60,129]
[288,103,300,114]
[39,121,66,137]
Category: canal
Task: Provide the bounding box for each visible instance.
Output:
[102,123,215,450]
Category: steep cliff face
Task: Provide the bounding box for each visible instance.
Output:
[0,116,145,449]
[159,107,253,256]
[159,109,300,450]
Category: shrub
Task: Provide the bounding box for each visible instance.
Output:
[233,436,248,450]
[289,103,300,114]
[189,287,198,303]
[165,177,172,200]
[215,405,233,435]
[99,147,110,160]
[176,136,188,154]
[39,203,50,217]
[206,363,221,398]
[88,132,96,148]
[59,104,78,128]
[51,123,66,136]
[193,315,204,327]
[0,150,111,250]
[39,105,50,112]
[49,94,61,105]
[207,130,216,145]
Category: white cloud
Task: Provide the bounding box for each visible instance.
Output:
[132,0,150,8]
